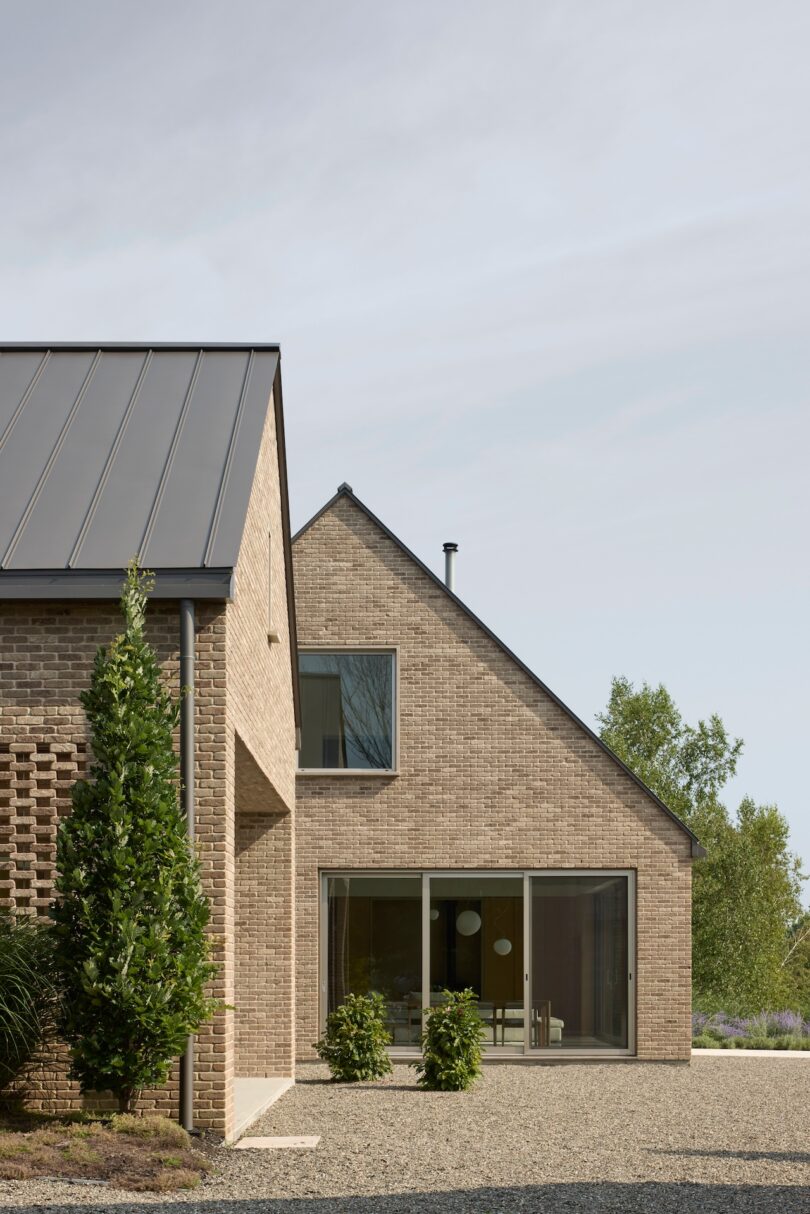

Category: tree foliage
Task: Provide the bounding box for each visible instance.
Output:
[784,914,810,1016]
[52,563,218,1112]
[597,676,804,1012]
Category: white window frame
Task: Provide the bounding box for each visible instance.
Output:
[318,868,636,1058]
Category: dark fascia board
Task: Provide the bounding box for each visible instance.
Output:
[0,568,234,600]
[271,363,302,731]
[293,486,706,859]
[0,342,281,352]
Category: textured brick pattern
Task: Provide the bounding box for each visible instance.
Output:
[292,495,693,1062]
[0,741,87,916]
[0,600,231,1126]
[0,387,298,1136]
[228,386,297,1082]
[235,812,295,1075]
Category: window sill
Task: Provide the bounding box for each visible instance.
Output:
[296,768,400,779]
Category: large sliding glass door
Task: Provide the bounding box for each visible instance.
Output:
[529,874,630,1050]
[321,870,634,1055]
[325,875,422,1046]
[429,876,524,1050]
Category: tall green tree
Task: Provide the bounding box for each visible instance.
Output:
[597,677,804,1012]
[52,563,217,1112]
[784,914,810,1015]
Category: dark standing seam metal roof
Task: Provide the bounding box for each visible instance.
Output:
[0,342,301,728]
[0,344,282,597]
[293,484,705,857]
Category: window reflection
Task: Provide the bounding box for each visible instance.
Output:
[299,652,394,769]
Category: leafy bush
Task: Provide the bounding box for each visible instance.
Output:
[314,993,393,1082]
[51,564,218,1113]
[0,914,61,1102]
[415,989,485,1091]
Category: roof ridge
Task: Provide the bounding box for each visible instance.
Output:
[0,342,281,352]
[292,485,704,856]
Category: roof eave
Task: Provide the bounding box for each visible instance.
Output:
[0,568,234,600]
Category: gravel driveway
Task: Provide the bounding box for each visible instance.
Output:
[1,1059,808,1212]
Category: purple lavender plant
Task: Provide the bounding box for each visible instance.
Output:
[693,1010,810,1041]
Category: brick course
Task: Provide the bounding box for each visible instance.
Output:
[229,387,297,1082]
[292,494,693,1062]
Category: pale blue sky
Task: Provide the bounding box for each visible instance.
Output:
[1,2,808,882]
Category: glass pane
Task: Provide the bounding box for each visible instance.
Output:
[300,653,394,769]
[327,875,421,1046]
[429,876,524,1050]
[530,875,628,1049]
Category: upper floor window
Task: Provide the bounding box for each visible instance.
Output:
[298,650,395,770]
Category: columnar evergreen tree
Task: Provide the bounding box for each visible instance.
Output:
[52,563,217,1113]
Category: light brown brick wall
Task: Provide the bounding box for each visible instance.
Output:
[292,495,693,1062]
[0,388,298,1132]
[226,386,296,815]
[0,599,234,1130]
[227,386,297,1080]
[234,812,295,1075]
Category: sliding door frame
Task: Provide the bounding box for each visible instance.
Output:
[319,868,636,1058]
[523,869,636,1058]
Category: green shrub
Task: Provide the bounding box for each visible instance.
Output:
[415,989,485,1091]
[314,993,393,1082]
[51,564,218,1113]
[0,914,61,1102]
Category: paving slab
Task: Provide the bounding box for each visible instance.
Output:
[235,1135,320,1150]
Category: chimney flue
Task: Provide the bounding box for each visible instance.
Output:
[443,542,458,592]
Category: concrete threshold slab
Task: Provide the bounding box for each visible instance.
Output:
[235,1135,320,1150]
[231,1076,294,1143]
[692,1048,810,1057]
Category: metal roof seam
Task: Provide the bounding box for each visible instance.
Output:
[0,344,285,586]
[2,350,102,570]
[138,349,204,565]
[68,349,153,568]
[0,350,50,454]
[203,349,255,568]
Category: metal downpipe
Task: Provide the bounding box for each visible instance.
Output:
[179,599,195,1133]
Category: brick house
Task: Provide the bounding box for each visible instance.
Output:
[0,345,702,1141]
[0,345,299,1140]
[293,486,702,1067]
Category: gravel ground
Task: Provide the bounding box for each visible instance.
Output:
[1,1059,808,1212]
